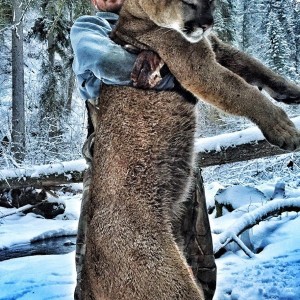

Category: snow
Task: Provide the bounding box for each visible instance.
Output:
[215,185,267,209]
[214,214,300,300]
[208,183,300,299]
[0,194,81,250]
[0,180,299,299]
[0,253,76,300]
[213,197,300,254]
[0,160,87,181]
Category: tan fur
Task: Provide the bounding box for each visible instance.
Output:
[114,0,300,151]
[78,0,300,299]
[81,87,204,299]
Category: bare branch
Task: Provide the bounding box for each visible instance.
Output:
[213,198,300,255]
[0,204,34,219]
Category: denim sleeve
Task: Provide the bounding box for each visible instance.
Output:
[70,14,174,100]
[70,15,137,99]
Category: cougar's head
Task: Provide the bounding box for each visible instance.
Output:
[139,0,215,43]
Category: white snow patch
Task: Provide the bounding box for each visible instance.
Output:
[0,252,76,300]
[0,159,87,180]
[0,174,300,300]
[0,195,81,249]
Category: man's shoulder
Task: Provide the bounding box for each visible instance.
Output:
[74,12,118,26]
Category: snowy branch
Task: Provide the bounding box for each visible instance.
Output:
[196,116,300,167]
[231,234,255,258]
[1,117,300,189]
[2,0,35,35]
[0,160,87,189]
[196,117,300,152]
[213,197,300,255]
[0,204,34,219]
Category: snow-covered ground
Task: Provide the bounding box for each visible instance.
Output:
[207,184,300,299]
[0,252,76,300]
[0,176,300,299]
[0,192,81,300]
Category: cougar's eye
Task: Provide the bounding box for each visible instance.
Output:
[182,0,197,10]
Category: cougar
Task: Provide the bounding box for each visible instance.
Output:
[77,0,300,299]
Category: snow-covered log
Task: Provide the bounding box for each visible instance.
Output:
[0,160,87,189]
[197,139,290,167]
[1,117,300,189]
[196,116,300,167]
[0,204,34,219]
[213,197,300,255]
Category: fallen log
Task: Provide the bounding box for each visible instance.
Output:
[197,138,291,167]
[0,204,35,218]
[0,117,299,189]
[0,171,84,189]
[0,160,87,189]
[0,144,294,190]
[196,116,300,167]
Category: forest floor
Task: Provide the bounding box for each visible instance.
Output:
[0,172,300,300]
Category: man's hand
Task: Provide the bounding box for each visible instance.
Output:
[131,50,164,89]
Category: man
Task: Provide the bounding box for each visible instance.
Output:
[70,1,216,299]
[70,0,174,123]
[71,1,177,298]
[71,0,175,138]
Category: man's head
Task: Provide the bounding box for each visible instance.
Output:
[92,0,125,13]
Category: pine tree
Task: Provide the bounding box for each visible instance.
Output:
[0,0,12,30]
[266,0,297,80]
[293,0,300,77]
[214,0,239,45]
[27,0,91,162]
[0,0,12,103]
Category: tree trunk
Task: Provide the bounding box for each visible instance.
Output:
[47,30,55,66]
[11,0,25,162]
[66,71,75,114]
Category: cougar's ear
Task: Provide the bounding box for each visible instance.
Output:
[87,101,99,129]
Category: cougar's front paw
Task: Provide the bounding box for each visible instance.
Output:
[260,107,300,151]
[265,81,300,104]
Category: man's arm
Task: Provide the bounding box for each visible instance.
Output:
[70,14,174,99]
[70,14,137,99]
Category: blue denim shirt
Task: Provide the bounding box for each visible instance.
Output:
[70,12,174,100]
